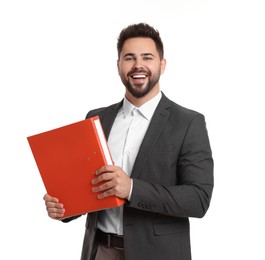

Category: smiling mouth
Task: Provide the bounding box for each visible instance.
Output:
[131,74,148,79]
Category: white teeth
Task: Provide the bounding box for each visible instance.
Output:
[132,75,146,79]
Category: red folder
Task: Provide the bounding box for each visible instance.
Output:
[27,116,125,217]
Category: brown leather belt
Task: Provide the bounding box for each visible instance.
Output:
[95,229,124,250]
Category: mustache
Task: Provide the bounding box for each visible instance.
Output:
[127,68,151,77]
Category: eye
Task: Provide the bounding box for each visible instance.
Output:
[143,56,153,61]
[124,56,136,61]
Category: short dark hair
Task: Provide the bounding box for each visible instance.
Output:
[117,23,164,60]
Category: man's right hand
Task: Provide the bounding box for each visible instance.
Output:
[43,194,65,220]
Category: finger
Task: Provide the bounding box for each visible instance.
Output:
[92,172,114,185]
[47,207,65,214]
[97,188,115,199]
[43,193,59,203]
[48,211,65,219]
[95,165,116,175]
[47,207,65,219]
[46,205,65,217]
[92,180,114,193]
[45,201,64,209]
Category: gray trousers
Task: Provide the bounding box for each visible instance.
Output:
[95,244,125,260]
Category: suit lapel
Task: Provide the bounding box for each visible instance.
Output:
[100,94,172,178]
[100,100,123,140]
[131,93,172,178]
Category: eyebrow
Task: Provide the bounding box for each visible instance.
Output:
[123,53,155,58]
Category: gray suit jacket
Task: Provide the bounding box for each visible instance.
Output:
[72,93,213,260]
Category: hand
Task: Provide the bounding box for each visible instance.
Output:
[43,193,65,220]
[91,165,131,199]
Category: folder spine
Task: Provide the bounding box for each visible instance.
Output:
[91,117,113,166]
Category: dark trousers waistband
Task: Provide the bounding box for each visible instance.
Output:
[95,229,124,250]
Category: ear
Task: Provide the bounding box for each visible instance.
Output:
[117,59,121,75]
[160,58,167,75]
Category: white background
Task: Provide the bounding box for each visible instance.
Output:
[1,0,264,259]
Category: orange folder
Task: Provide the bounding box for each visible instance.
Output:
[27,116,125,218]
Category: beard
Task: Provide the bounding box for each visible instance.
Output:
[121,68,161,98]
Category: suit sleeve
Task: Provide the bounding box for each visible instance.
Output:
[128,114,214,218]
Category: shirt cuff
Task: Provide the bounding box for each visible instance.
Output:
[127,179,133,201]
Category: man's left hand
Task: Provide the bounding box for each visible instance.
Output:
[91,165,131,199]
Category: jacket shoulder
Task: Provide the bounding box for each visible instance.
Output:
[162,94,204,122]
[85,101,122,119]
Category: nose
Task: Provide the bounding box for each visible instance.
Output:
[133,58,144,70]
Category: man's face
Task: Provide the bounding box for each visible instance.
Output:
[117,37,166,98]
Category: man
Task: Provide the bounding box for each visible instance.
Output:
[44,23,214,260]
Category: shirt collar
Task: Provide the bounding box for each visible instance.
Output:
[122,92,162,120]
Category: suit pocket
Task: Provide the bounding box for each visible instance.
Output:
[153,219,188,236]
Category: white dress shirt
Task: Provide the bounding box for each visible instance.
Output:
[97,92,162,235]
